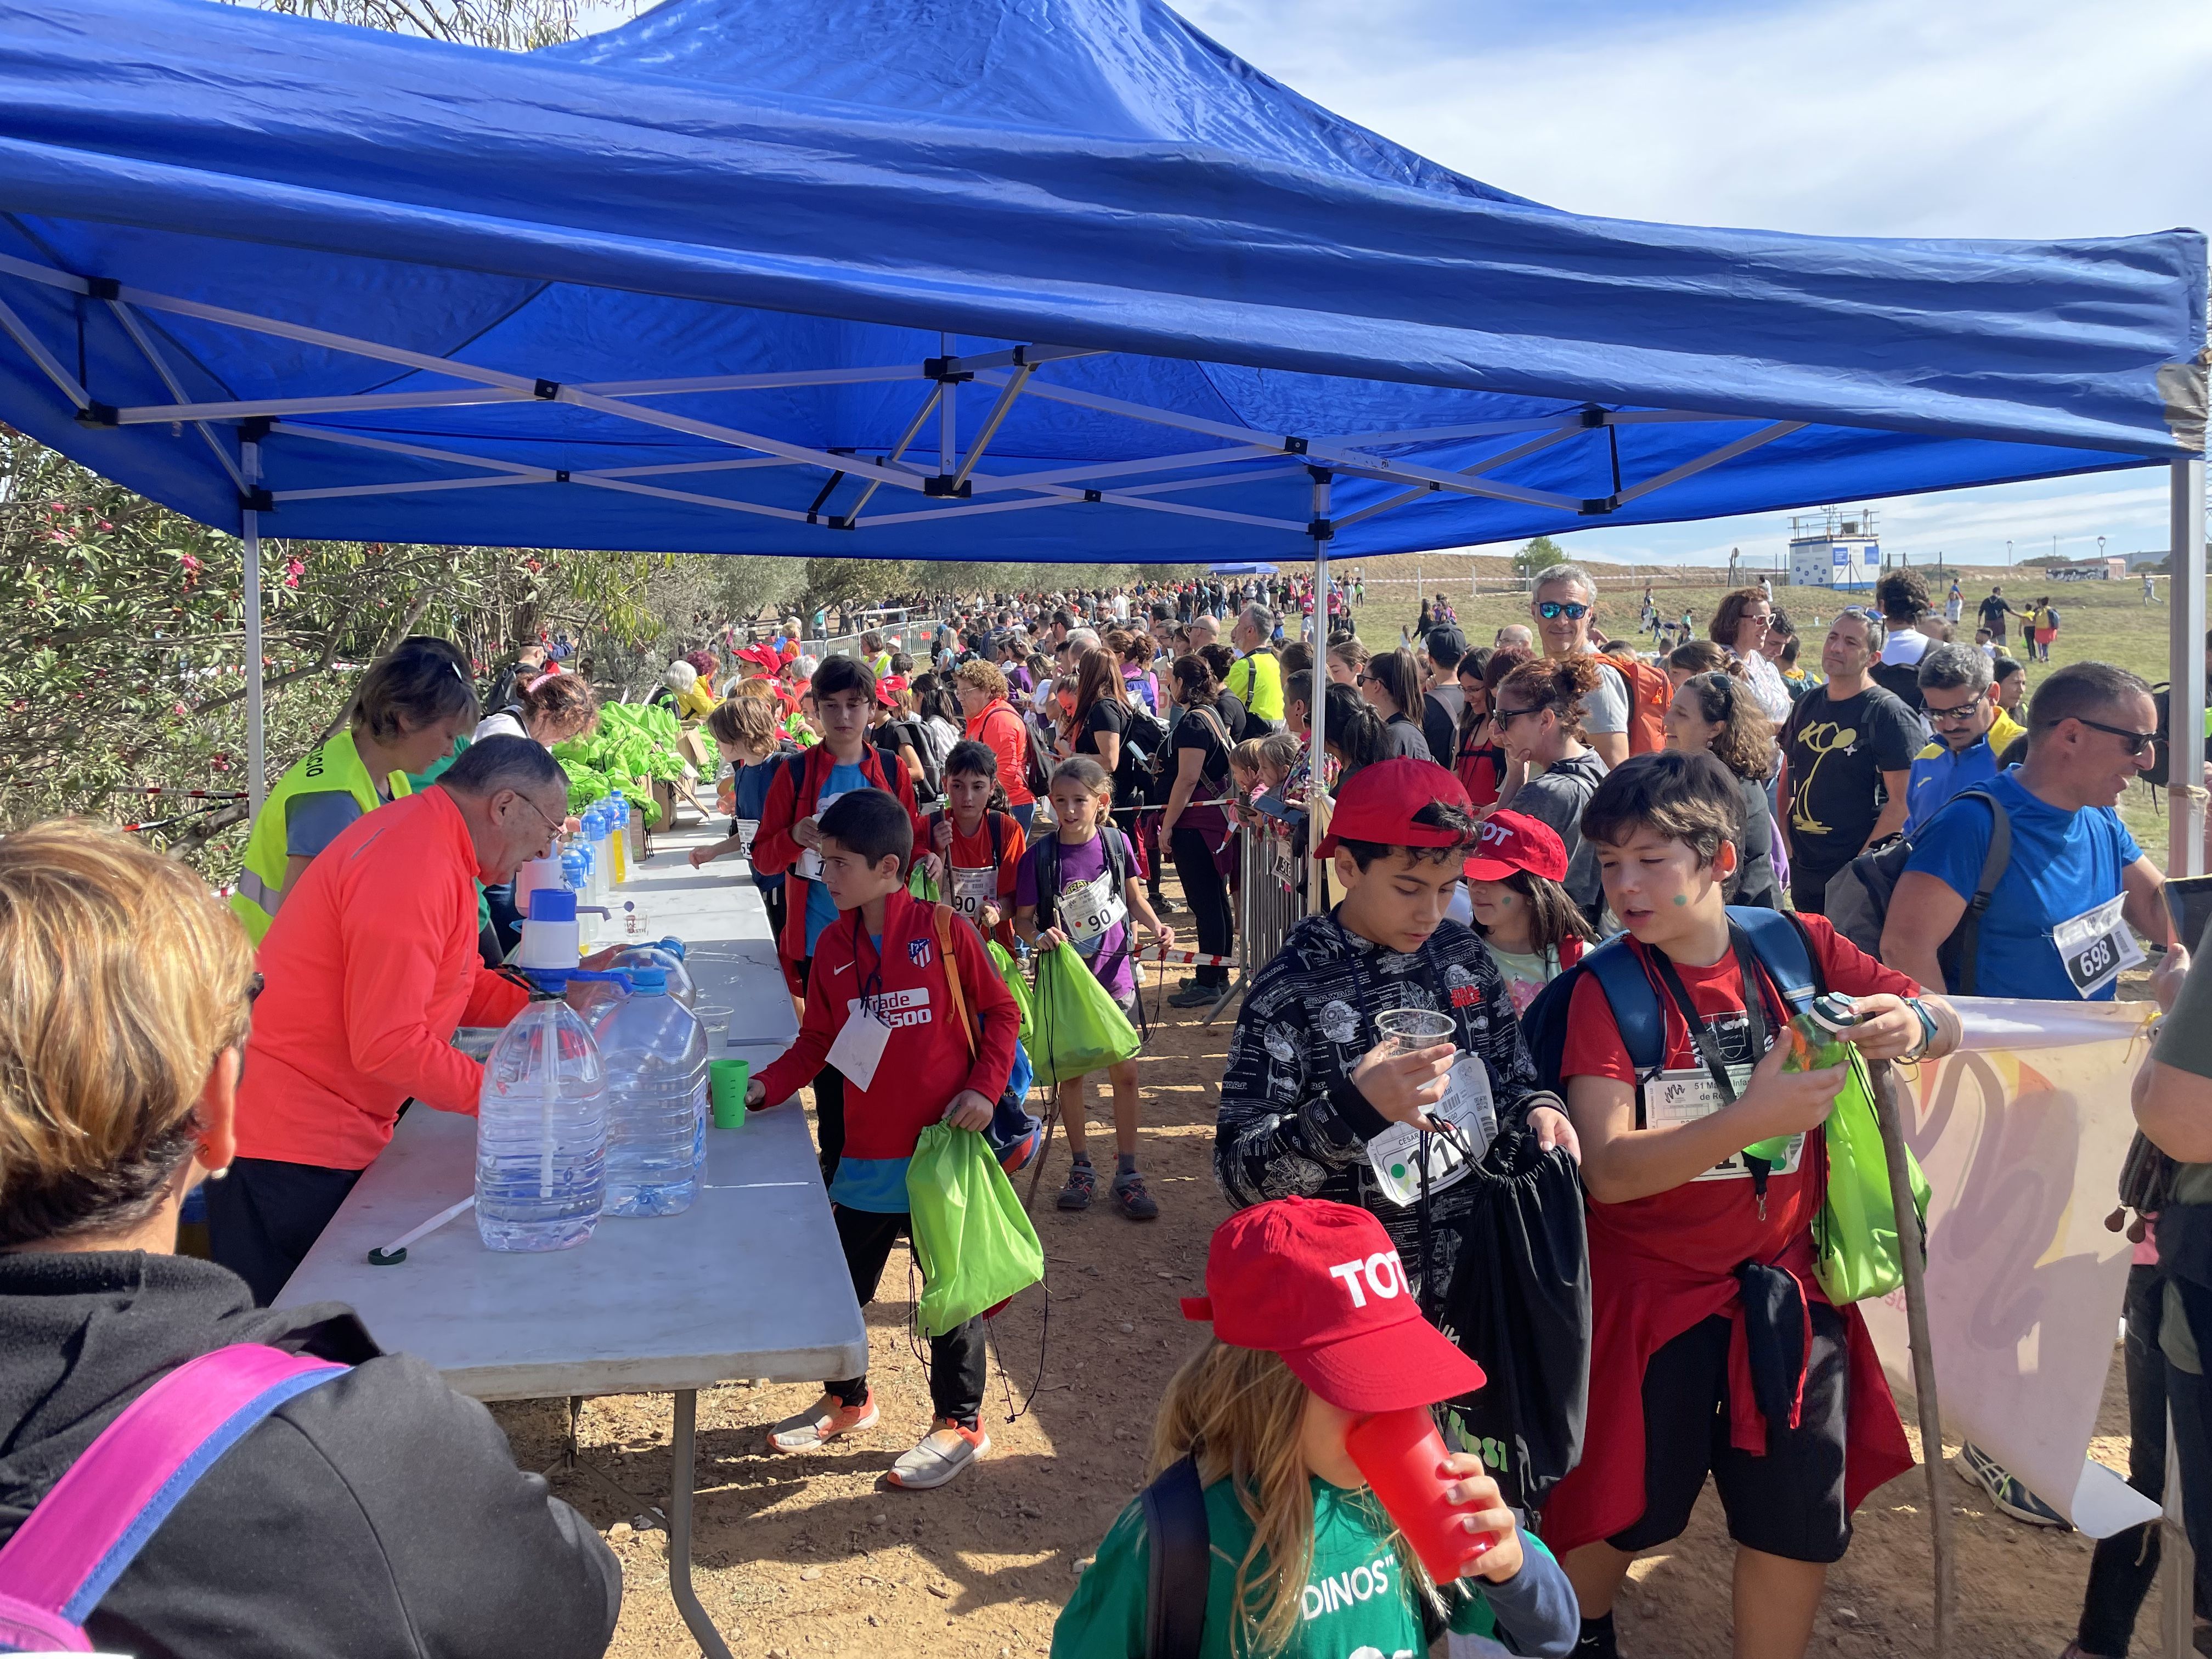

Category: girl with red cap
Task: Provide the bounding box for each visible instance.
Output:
[1052,1197,1577,1658]
[1447,810,1598,1015]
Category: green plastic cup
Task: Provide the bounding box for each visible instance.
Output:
[709,1058,751,1129]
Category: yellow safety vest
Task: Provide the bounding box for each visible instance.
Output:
[230,729,411,945]
[1227,650,1283,723]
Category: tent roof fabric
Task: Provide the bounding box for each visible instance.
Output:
[0,0,2200,563]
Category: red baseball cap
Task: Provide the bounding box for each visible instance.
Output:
[1181,1197,1485,1413]
[1313,758,1472,859]
[1462,809,1567,883]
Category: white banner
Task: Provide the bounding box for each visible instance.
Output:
[1861,997,2160,1537]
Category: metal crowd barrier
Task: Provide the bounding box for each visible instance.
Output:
[1234,813,1307,992]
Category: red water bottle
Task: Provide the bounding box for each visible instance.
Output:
[1344,1408,1496,1583]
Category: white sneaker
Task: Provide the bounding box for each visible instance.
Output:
[885,1419,990,1490]
[767,1392,878,1452]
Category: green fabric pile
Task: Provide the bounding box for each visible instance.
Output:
[552,702,692,826]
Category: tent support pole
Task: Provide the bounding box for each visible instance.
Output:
[1308,470,1330,918]
[242,438,266,817]
[1874,1058,1951,1657]
[2170,456,2207,879]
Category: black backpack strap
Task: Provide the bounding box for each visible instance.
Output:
[988,810,1006,868]
[1953,788,2011,997]
[1141,1454,1210,1659]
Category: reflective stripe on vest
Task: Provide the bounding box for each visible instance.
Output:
[228,729,411,945]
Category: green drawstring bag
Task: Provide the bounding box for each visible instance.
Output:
[1813,1048,1931,1304]
[906,1124,1045,1338]
[909,863,940,903]
[1029,946,1141,1086]
[987,939,1035,1047]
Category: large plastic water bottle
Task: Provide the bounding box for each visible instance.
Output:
[475,997,608,1251]
[610,938,697,1008]
[593,968,707,1216]
[595,806,617,895]
[560,844,593,947]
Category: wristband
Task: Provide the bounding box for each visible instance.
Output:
[1905,997,1940,1060]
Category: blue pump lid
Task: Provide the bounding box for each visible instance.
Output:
[628,968,669,993]
[528,888,577,922]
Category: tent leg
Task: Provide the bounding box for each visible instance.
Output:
[1308,471,1331,912]
[242,437,266,818]
[2170,457,2207,879]
[1874,1058,1952,1656]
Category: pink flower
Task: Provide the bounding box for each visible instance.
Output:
[95,520,112,531]
[179,552,201,572]
[47,530,68,542]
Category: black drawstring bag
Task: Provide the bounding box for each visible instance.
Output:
[1430,1125,1591,1515]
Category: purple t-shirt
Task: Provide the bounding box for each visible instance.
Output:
[1016,832,1135,1002]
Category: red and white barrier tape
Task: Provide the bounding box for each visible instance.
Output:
[1153,946,1237,967]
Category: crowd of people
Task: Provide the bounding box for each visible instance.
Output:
[2,558,2204,1659]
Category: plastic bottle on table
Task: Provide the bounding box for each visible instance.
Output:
[475,997,608,1251]
[594,806,616,897]
[608,791,629,884]
[610,938,697,1008]
[593,968,708,1216]
[561,844,593,950]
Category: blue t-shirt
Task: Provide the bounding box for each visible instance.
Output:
[802,761,870,956]
[1901,769,2142,999]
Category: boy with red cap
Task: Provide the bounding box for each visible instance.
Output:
[1053,1197,1577,1657]
[1544,752,1960,1658]
[1216,759,1574,1302]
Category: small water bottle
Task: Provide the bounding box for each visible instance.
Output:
[1781,993,1860,1074]
[611,938,697,1008]
[594,807,616,895]
[593,968,708,1216]
[608,791,629,884]
[475,997,608,1252]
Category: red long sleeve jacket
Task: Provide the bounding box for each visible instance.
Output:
[236,787,529,1171]
[753,891,1018,1169]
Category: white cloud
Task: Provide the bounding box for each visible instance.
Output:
[1176,0,2208,563]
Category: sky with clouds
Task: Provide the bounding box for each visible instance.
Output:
[1175,0,2211,568]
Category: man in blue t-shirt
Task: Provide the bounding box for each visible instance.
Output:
[1884,662,2188,1003]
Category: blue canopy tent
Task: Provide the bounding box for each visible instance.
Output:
[0,0,2202,857]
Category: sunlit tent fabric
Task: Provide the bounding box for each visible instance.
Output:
[0,0,2200,565]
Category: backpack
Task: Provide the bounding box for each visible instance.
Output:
[1520,906,1824,1101]
[1869,659,1926,715]
[1612,656,1671,755]
[1032,827,1134,937]
[931,904,1041,1174]
[1822,787,2011,995]
[0,1345,346,1652]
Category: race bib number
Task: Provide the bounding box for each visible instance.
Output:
[1647,1065,1804,1182]
[2052,893,2143,998]
[736,819,760,858]
[950,864,997,923]
[825,1002,893,1091]
[1366,1053,1497,1207]
[794,791,849,881]
[1059,870,1127,953]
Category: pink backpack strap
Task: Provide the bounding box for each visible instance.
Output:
[0,1345,345,1652]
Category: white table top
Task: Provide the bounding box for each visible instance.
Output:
[275,825,865,1402]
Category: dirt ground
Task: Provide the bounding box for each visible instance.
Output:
[489,934,2171,1659]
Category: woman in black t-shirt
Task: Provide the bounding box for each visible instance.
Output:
[1161,654,1237,1003]
[1065,647,1134,802]
[1358,647,1434,763]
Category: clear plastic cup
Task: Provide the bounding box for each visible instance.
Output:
[693,1005,733,1042]
[1375,1007,1455,1056]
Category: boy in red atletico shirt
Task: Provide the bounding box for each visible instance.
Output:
[746,788,1018,1490]
[1547,753,1959,1659]
[912,738,1025,953]
[750,654,924,1180]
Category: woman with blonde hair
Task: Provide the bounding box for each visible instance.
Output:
[1051,1199,1575,1658]
[0,821,619,1656]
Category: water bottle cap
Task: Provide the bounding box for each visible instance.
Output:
[528,888,578,922]
[628,968,669,992]
[657,936,687,960]
[1805,993,1860,1035]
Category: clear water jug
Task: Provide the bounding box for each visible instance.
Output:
[593,968,707,1216]
[475,998,607,1251]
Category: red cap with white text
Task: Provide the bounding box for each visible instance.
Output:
[1313,758,1472,860]
[1462,809,1567,883]
[1180,1197,1485,1412]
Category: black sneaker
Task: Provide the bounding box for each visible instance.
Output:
[1111,1171,1160,1221]
[1167,979,1224,1008]
[1057,1161,1096,1211]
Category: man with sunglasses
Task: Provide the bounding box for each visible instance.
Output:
[1528,565,1630,769]
[1900,644,2025,836]
[1884,662,2188,1007]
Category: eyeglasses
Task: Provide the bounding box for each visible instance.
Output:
[1492,706,1542,725]
[1923,697,1987,726]
[2062,716,2159,757]
[1536,601,1591,621]
[511,791,566,839]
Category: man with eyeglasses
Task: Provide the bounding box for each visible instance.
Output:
[1900,644,2025,837]
[1528,565,1630,769]
[1884,661,2188,1007]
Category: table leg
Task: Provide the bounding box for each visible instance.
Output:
[669,1390,735,1659]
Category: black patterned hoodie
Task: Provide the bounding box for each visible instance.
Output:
[1214,909,1555,1307]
